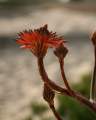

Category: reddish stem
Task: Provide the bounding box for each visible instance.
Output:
[37,57,96,112]
[49,103,63,120]
[59,58,73,94]
[37,57,70,96]
[90,46,96,102]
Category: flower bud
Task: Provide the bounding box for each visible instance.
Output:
[91,31,96,46]
[43,83,55,105]
[54,44,68,59]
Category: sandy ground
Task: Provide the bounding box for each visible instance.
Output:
[0,5,96,120]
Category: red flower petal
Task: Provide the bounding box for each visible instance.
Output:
[16,25,66,58]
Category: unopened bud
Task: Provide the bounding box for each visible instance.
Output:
[91,31,96,46]
[43,83,55,105]
[54,44,68,59]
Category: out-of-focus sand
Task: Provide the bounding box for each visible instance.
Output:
[0,4,96,120]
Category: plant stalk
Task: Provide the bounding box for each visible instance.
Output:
[49,103,63,120]
[90,47,96,102]
[37,57,96,112]
[59,58,73,95]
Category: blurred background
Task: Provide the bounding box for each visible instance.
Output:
[0,0,96,120]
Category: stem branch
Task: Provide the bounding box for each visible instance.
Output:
[59,58,73,95]
[49,103,63,120]
[90,47,96,102]
[37,57,96,112]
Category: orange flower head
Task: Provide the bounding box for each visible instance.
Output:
[16,24,65,58]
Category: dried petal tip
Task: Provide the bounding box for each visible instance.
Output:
[54,44,68,59]
[91,31,96,46]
